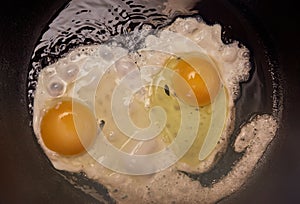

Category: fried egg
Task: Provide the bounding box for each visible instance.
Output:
[32,17,277,203]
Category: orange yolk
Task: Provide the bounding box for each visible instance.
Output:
[166,55,221,106]
[40,99,97,155]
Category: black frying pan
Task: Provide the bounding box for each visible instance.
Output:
[0,0,299,203]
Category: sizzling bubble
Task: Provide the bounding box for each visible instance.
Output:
[45,76,66,97]
[56,64,80,82]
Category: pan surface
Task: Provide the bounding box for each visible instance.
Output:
[0,0,299,203]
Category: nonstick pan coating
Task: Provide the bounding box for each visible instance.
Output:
[0,0,299,203]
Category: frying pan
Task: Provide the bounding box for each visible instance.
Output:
[0,0,299,203]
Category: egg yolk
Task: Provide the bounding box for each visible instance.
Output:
[40,99,97,155]
[166,54,221,106]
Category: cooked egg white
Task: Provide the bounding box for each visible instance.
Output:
[32,17,277,203]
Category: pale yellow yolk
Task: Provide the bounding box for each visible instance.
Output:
[166,55,221,106]
[40,99,97,155]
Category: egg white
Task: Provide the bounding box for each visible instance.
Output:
[32,17,270,204]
